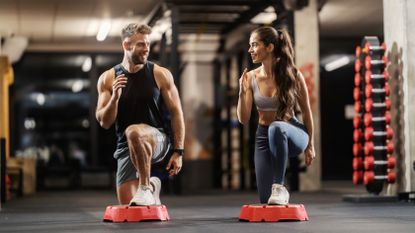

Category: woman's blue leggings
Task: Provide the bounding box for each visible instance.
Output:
[254,117,309,203]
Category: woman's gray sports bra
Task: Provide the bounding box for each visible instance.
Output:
[250,71,278,112]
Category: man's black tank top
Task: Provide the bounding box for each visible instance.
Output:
[113,61,171,149]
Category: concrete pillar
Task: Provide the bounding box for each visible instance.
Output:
[294,0,321,191]
[0,56,13,160]
[383,0,415,193]
[89,55,98,167]
[170,5,180,90]
[179,34,219,192]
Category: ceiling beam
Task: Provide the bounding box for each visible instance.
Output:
[146,3,165,27]
[179,7,249,14]
[178,21,234,25]
[221,0,277,35]
[165,0,258,6]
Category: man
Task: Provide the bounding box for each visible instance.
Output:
[96,23,185,206]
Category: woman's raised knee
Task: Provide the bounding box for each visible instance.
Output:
[268,121,288,137]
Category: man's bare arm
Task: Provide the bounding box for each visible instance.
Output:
[155,66,185,149]
[155,65,185,176]
[95,69,127,129]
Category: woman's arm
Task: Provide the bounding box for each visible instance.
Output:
[237,68,254,125]
[297,71,316,166]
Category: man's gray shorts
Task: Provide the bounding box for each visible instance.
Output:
[114,128,171,186]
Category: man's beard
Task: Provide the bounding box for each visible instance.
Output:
[131,53,147,65]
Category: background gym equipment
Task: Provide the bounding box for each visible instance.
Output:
[364,127,393,141]
[347,36,396,201]
[363,171,396,185]
[365,98,391,112]
[364,112,391,126]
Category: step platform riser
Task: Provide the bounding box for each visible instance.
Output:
[103,205,170,222]
[239,204,308,222]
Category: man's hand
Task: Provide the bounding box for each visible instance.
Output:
[166,153,183,176]
[112,74,127,100]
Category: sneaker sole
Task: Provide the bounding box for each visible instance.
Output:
[267,197,289,205]
[129,200,154,206]
[129,197,156,206]
[267,200,289,205]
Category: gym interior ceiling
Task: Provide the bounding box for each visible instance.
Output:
[0,0,383,52]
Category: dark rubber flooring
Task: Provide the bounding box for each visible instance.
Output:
[1,182,414,233]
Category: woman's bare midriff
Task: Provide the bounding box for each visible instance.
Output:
[258,111,278,126]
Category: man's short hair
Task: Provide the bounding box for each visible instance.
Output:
[121,23,152,41]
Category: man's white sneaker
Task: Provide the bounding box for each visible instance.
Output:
[267,184,290,205]
[129,185,156,206]
[150,177,162,205]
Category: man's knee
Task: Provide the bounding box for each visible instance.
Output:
[125,124,152,143]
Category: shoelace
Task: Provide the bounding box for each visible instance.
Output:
[140,185,152,192]
[272,186,282,196]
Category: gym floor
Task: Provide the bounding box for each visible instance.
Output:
[0,182,414,233]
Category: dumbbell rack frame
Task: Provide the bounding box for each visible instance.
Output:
[352,36,395,195]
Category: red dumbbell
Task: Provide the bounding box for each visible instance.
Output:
[353,116,362,128]
[353,143,363,157]
[364,42,387,54]
[363,111,392,126]
[365,70,389,84]
[353,171,363,184]
[365,56,388,70]
[363,171,396,185]
[354,73,362,87]
[365,98,392,112]
[364,156,396,170]
[355,101,363,113]
[365,83,390,98]
[354,129,363,142]
[364,127,393,141]
[353,157,363,170]
[355,59,361,72]
[356,46,361,58]
[364,141,394,156]
[353,87,361,101]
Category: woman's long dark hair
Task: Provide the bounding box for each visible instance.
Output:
[252,26,299,121]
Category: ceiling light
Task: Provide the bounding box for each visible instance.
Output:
[250,6,277,24]
[86,20,99,36]
[150,17,171,42]
[24,118,36,130]
[96,20,112,41]
[82,119,90,128]
[36,93,45,106]
[324,56,351,72]
[1,36,28,63]
[72,80,84,93]
[82,56,92,72]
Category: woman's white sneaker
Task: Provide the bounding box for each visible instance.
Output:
[267,184,290,205]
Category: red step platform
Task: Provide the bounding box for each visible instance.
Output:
[103,205,170,222]
[239,204,309,222]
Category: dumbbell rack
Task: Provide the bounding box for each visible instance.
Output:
[352,36,395,195]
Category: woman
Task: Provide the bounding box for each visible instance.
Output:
[237,26,316,205]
